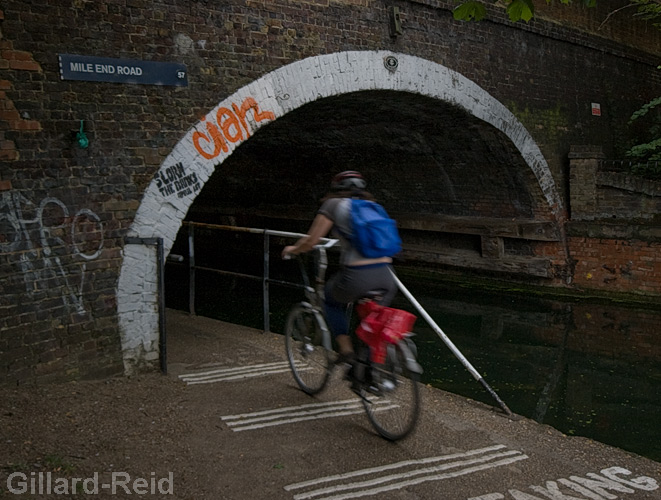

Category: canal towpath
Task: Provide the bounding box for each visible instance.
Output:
[1,309,659,499]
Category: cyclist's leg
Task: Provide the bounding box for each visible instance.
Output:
[324,264,398,373]
[370,264,397,307]
[325,264,397,317]
[323,273,354,361]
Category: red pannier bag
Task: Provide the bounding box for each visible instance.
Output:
[355,301,417,364]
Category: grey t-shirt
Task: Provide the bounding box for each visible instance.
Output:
[318,197,364,265]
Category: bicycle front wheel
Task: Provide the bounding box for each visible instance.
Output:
[362,340,420,441]
[285,303,332,395]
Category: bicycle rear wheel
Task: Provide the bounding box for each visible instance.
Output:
[285,303,332,395]
[361,340,420,441]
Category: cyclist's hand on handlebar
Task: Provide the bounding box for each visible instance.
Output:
[282,246,297,260]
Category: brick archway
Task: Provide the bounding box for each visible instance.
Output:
[117,51,562,373]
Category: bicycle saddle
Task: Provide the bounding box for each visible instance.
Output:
[360,289,387,302]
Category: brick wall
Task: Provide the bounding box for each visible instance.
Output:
[1,0,660,383]
[569,237,661,295]
[565,146,661,295]
[570,146,661,221]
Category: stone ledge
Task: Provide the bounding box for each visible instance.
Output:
[567,221,661,242]
[597,171,661,197]
[402,246,553,278]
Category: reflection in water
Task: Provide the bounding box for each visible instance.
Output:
[390,280,661,463]
[165,259,661,462]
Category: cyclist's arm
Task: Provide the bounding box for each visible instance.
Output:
[282,214,333,257]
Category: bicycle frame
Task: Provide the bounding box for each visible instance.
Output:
[294,244,422,376]
[285,243,422,439]
[294,242,338,352]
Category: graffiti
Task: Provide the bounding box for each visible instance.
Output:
[0,191,104,315]
[154,162,200,199]
[192,96,275,160]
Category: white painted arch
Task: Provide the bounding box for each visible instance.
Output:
[117,50,563,373]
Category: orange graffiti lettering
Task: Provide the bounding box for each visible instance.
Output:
[192,96,275,160]
[217,107,243,143]
[232,97,276,139]
[193,116,227,160]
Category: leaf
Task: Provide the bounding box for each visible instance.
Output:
[453,1,487,21]
[629,96,661,123]
[626,137,661,158]
[507,0,535,22]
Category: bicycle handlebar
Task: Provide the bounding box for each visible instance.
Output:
[282,239,339,260]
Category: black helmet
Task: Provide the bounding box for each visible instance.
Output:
[330,170,366,191]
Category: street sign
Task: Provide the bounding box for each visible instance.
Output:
[58,54,188,86]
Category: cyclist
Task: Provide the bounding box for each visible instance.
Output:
[281,170,399,370]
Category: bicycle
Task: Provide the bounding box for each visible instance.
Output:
[283,243,422,441]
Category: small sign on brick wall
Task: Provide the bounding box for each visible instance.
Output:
[591,102,601,116]
[58,54,188,86]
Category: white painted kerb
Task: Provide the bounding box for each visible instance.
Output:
[117,51,562,373]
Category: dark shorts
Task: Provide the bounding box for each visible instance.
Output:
[325,263,397,307]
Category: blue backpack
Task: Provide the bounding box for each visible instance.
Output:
[350,199,402,258]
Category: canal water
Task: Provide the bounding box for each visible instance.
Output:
[164,238,661,463]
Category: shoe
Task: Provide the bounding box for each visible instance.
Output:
[335,352,361,383]
[334,352,356,367]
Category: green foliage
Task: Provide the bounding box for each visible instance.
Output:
[452,0,595,23]
[621,3,661,177]
[626,86,661,177]
[452,0,661,178]
[452,0,658,24]
[506,0,535,22]
[453,1,487,21]
[629,96,661,123]
[629,138,661,160]
[631,0,661,26]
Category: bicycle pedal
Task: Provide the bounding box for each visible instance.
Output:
[351,384,370,401]
[366,385,382,396]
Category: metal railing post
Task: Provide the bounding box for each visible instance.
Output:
[156,238,167,374]
[124,236,167,375]
[390,269,513,416]
[263,231,270,333]
[188,222,196,316]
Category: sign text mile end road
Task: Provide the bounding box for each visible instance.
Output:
[59,54,188,87]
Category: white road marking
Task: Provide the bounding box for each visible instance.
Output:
[178,361,300,384]
[284,445,529,500]
[220,399,396,432]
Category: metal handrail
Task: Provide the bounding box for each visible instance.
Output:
[169,221,511,415]
[170,221,338,331]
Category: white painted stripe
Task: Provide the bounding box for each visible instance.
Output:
[179,361,290,380]
[310,454,529,500]
[178,361,311,385]
[285,444,508,491]
[221,399,397,432]
[221,399,360,421]
[292,450,526,500]
[230,408,370,432]
[184,367,294,384]
[225,402,364,427]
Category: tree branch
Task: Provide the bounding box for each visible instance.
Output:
[598,3,638,30]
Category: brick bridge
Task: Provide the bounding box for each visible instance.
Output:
[1,1,660,382]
